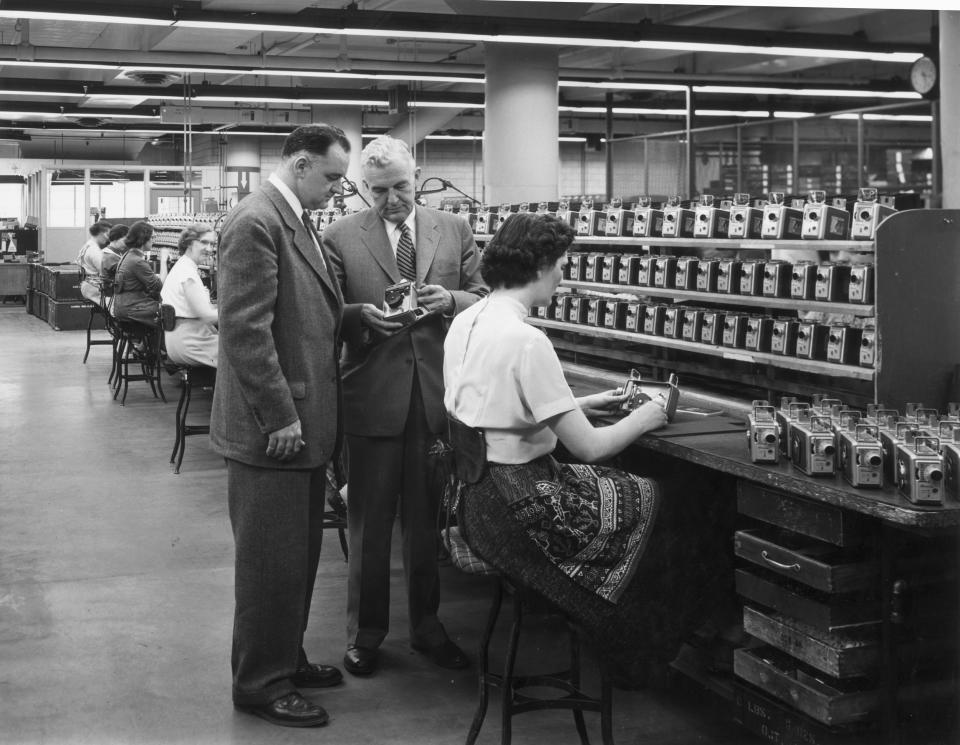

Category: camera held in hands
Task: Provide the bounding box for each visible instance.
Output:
[383,279,427,327]
[615,369,680,421]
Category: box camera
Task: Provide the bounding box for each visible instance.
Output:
[851,188,896,241]
[941,428,960,501]
[847,264,874,304]
[586,297,606,326]
[583,253,602,282]
[801,191,851,240]
[896,435,944,505]
[700,310,725,345]
[600,254,621,284]
[795,322,829,361]
[473,205,495,235]
[681,308,705,342]
[716,259,742,294]
[604,300,628,330]
[674,257,700,290]
[838,424,884,488]
[747,402,780,464]
[637,256,656,287]
[815,262,852,303]
[625,302,644,332]
[536,201,553,217]
[762,261,792,298]
[618,255,641,285]
[790,414,837,476]
[739,260,765,296]
[662,306,683,339]
[567,252,587,281]
[555,200,577,229]
[744,316,773,353]
[776,398,802,458]
[693,194,730,238]
[632,197,664,238]
[616,370,680,420]
[566,295,590,324]
[728,193,765,239]
[880,422,922,485]
[662,196,695,238]
[722,313,748,348]
[790,261,817,300]
[653,256,678,289]
[554,294,571,322]
[857,327,876,367]
[643,304,667,336]
[770,319,799,356]
[382,279,427,327]
[605,198,635,236]
[761,192,804,240]
[696,259,719,293]
[494,203,514,232]
[577,199,606,237]
[826,325,862,366]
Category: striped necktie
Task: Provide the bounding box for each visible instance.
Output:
[396,222,416,281]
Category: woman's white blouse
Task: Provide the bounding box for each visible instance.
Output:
[443,294,577,464]
[160,255,217,323]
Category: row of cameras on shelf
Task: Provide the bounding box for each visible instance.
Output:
[566,254,872,304]
[535,296,875,367]
[748,398,960,506]
[314,187,894,242]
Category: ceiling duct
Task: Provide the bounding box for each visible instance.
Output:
[119,70,183,87]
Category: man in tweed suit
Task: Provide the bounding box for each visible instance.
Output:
[323,136,486,677]
[211,124,350,728]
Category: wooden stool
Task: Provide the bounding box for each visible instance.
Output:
[113,320,165,405]
[169,364,215,474]
[81,298,112,364]
[444,528,614,745]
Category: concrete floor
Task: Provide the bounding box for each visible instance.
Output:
[0,305,750,745]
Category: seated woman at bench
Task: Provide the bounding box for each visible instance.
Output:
[161,223,219,368]
[112,221,161,327]
[443,212,730,687]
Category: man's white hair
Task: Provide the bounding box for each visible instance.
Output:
[360,135,416,172]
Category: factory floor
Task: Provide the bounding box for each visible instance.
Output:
[0,304,749,745]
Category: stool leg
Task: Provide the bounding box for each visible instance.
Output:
[466,576,503,745]
[337,527,348,562]
[570,629,591,745]
[600,665,614,745]
[83,306,94,363]
[171,374,188,464]
[500,586,524,745]
[174,377,193,474]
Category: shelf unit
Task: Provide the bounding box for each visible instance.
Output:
[516,209,960,412]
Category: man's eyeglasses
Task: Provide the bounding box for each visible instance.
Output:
[199,239,218,248]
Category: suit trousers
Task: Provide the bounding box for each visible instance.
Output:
[345,373,446,650]
[227,458,327,705]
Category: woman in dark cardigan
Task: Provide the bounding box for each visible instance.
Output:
[112,220,161,327]
[443,212,732,686]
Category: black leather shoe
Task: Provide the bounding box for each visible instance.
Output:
[412,638,470,670]
[292,662,343,688]
[343,645,378,676]
[235,692,328,728]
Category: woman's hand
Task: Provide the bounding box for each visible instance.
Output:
[577,389,628,418]
[626,399,669,434]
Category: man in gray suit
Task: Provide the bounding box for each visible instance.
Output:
[211,124,350,728]
[323,136,486,677]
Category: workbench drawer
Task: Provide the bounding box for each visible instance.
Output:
[735,528,877,593]
[738,482,866,547]
[742,606,879,679]
[734,646,879,726]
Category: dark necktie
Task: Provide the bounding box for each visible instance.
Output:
[302,210,327,269]
[396,222,416,281]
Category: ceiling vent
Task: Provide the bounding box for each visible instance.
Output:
[68,117,108,127]
[119,71,183,86]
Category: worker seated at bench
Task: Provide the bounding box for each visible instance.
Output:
[161,223,219,368]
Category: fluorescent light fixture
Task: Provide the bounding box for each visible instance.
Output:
[830,113,933,122]
[425,135,480,140]
[0,89,84,98]
[0,10,171,26]
[696,109,770,118]
[409,101,485,109]
[192,95,387,106]
[694,85,920,100]
[83,94,152,104]
[121,66,485,85]
[560,81,688,92]
[219,130,290,136]
[560,105,788,118]
[773,111,816,118]
[637,41,918,63]
[0,60,121,72]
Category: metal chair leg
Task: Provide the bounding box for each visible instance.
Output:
[466,576,503,745]
[170,371,188,464]
[174,376,193,474]
[500,585,525,745]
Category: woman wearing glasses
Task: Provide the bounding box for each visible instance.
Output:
[161,223,220,368]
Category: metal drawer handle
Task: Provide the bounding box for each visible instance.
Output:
[761,550,801,572]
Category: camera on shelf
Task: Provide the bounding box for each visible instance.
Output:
[815,262,852,302]
[770,319,799,356]
[801,190,851,240]
[681,308,705,341]
[618,255,641,285]
[382,279,427,327]
[777,399,805,458]
[744,316,773,353]
[790,261,817,300]
[662,306,683,339]
[643,304,667,335]
[716,258,742,294]
[739,260,765,296]
[605,197,635,236]
[696,259,719,292]
[632,196,664,238]
[747,401,780,463]
[567,252,587,281]
[722,313,748,348]
[495,203,515,232]
[637,255,656,287]
[896,434,944,505]
[694,194,730,238]
[601,254,621,283]
[662,196,695,238]
[553,294,571,321]
[847,264,874,304]
[941,425,960,501]
[586,297,606,326]
[604,300,628,330]
[790,413,837,476]
[795,322,829,361]
[700,310,725,345]
[536,201,553,217]
[615,370,680,420]
[473,205,495,234]
[838,423,884,488]
[762,260,792,298]
[653,256,677,289]
[577,198,606,236]
[851,187,896,240]
[556,199,577,229]
[457,202,476,230]
[566,295,590,324]
[728,193,765,239]
[880,421,921,485]
[826,325,862,365]
[675,256,700,290]
[761,192,804,240]
[583,253,602,282]
[625,302,644,332]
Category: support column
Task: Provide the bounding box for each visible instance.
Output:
[484,43,559,205]
[940,12,960,209]
[311,105,364,210]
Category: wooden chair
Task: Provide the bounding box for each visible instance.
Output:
[78,267,112,364]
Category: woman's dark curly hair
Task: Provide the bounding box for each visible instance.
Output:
[480,212,574,289]
[124,220,154,250]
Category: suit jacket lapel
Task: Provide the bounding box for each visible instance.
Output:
[414,205,440,279]
[264,183,342,307]
[360,209,401,282]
